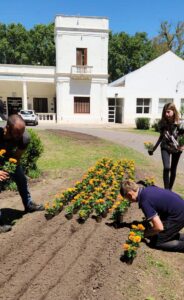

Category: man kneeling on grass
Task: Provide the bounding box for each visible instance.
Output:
[120,179,184,252]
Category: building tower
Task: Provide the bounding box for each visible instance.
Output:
[55,15,109,123]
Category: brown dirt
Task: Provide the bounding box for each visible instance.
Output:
[0,131,184,300]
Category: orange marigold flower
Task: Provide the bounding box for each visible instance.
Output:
[9,158,17,164]
[0,149,6,156]
[137,224,145,231]
[134,236,141,243]
[123,243,130,250]
[44,203,50,209]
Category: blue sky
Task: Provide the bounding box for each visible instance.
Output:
[0,0,184,37]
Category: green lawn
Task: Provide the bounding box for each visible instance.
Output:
[36,129,184,196]
[37,130,152,171]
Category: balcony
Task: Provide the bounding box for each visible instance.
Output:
[71,65,93,80]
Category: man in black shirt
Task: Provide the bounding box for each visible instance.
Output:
[120,179,184,252]
[0,114,44,233]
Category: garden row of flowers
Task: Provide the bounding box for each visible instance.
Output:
[122,223,145,264]
[44,157,135,223]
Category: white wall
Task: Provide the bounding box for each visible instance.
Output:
[108,52,184,125]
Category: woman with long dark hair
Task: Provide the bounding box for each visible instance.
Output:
[149,103,182,190]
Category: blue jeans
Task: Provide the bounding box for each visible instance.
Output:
[11,165,33,209]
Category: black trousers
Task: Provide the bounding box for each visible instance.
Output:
[150,220,184,252]
[161,149,181,190]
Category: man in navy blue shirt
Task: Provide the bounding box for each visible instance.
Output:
[120,179,184,252]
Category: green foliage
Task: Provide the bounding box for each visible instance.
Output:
[135,118,150,130]
[21,129,44,174]
[152,119,161,132]
[0,22,55,65]
[28,23,55,65]
[108,31,157,82]
[180,104,184,118]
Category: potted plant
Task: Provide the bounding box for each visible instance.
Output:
[65,205,74,220]
[122,223,145,264]
[44,201,62,220]
[93,199,107,222]
[144,141,154,151]
[78,206,91,223]
[111,199,130,225]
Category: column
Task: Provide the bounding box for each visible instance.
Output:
[22,81,28,110]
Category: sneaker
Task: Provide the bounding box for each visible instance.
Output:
[25,202,44,213]
[0,224,12,233]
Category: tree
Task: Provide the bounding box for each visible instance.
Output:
[108,31,156,82]
[28,23,55,66]
[152,21,184,58]
[5,23,30,64]
[0,22,55,65]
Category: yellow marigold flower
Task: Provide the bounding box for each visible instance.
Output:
[131,225,138,229]
[123,243,130,250]
[128,235,135,242]
[137,224,145,231]
[9,158,17,164]
[129,231,136,236]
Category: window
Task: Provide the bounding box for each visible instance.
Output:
[158,98,173,115]
[76,48,87,65]
[74,97,90,113]
[136,98,151,114]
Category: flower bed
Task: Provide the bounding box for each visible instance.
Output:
[45,158,135,222]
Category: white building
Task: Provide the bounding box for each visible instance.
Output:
[108,51,184,125]
[0,15,184,125]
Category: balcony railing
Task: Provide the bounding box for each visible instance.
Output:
[71,65,93,79]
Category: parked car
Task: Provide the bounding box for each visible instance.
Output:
[18,110,38,126]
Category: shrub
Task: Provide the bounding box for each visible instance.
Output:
[152,119,161,132]
[135,118,150,130]
[21,129,44,176]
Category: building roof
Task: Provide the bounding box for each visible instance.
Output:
[109,51,184,87]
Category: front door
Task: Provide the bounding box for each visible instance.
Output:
[33,98,48,113]
[108,98,123,123]
[7,97,22,115]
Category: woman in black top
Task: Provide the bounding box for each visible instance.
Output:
[149,103,182,190]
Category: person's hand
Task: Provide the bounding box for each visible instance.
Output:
[148,150,153,156]
[0,170,9,181]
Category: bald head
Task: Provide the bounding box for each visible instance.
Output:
[6,114,25,141]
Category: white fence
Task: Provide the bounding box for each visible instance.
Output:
[37,113,56,123]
